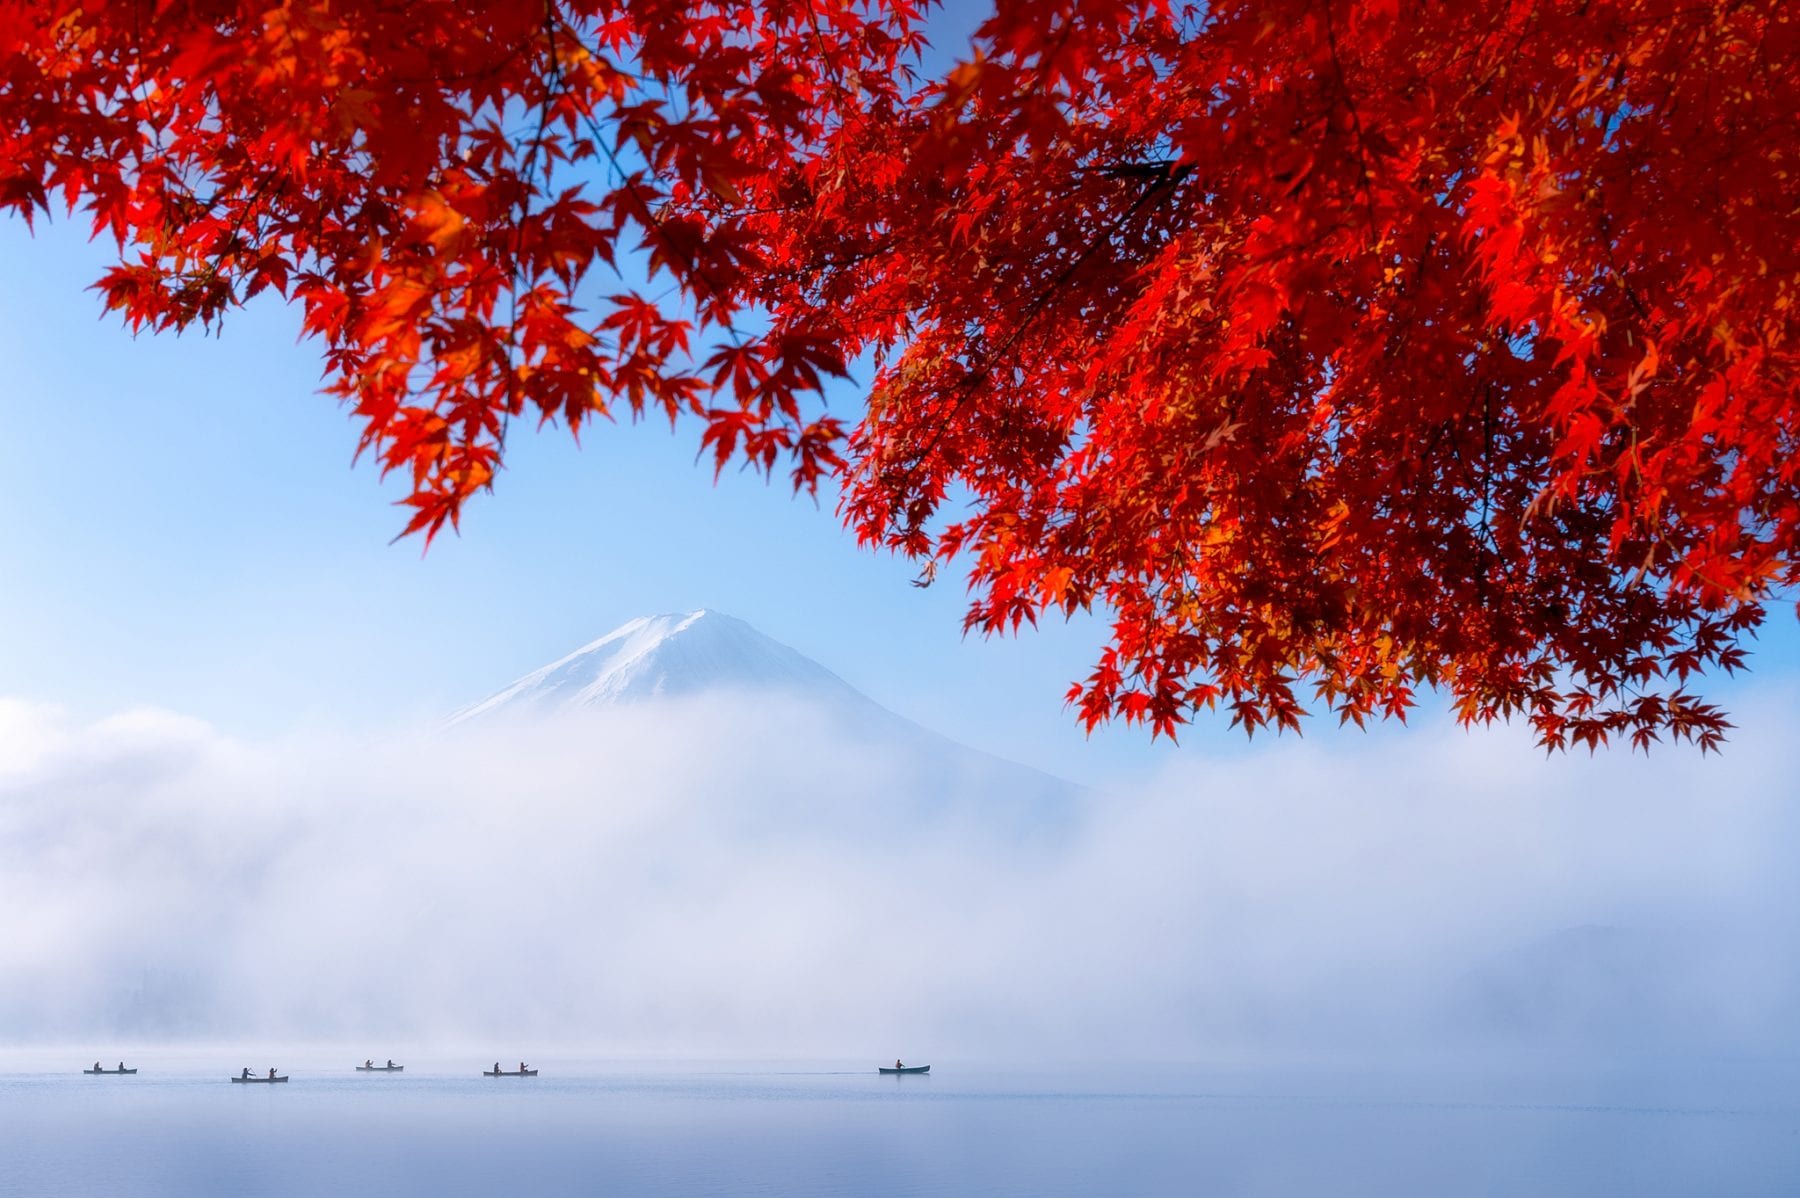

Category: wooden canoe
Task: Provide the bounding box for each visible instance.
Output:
[83,1068,137,1074]
[878,1065,930,1074]
[355,1065,404,1071]
[482,1069,537,1076]
[230,1075,288,1083]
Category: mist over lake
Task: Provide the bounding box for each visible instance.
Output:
[3,617,1797,1061]
[5,615,1799,1194]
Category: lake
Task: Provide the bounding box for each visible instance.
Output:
[0,1051,1795,1195]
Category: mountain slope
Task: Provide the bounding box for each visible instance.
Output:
[448,609,876,724]
[447,608,1083,824]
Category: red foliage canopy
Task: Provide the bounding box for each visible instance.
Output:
[2,0,1795,751]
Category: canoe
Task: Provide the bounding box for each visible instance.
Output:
[878,1065,930,1074]
[355,1065,404,1072]
[230,1075,288,1083]
[83,1068,137,1075]
[482,1069,538,1076]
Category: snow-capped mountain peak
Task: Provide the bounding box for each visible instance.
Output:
[448,608,867,724]
[446,607,1082,830]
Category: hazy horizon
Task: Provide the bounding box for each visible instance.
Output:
[6,647,1796,1066]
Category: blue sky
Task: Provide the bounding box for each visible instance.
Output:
[0,216,1199,784]
[1,181,1794,788]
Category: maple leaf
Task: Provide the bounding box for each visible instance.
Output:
[2,0,1793,754]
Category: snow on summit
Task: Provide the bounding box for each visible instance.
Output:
[448,609,870,724]
[446,608,1082,822]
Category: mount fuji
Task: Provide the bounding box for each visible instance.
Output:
[448,609,878,723]
[447,608,1081,822]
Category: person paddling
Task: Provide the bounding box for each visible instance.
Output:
[93,1061,101,1072]
[241,1067,250,1080]
[386,1059,395,1068]
[268,1067,277,1080]
[895,1059,903,1069]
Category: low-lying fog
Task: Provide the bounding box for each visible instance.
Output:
[2,690,1796,1063]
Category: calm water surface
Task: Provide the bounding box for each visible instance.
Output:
[0,1052,1795,1195]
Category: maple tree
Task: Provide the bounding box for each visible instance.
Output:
[2,0,1795,752]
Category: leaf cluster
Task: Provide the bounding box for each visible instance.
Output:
[3,0,1795,751]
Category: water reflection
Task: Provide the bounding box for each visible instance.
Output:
[0,1055,1793,1197]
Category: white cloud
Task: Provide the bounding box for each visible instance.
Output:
[1,691,1795,1062]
